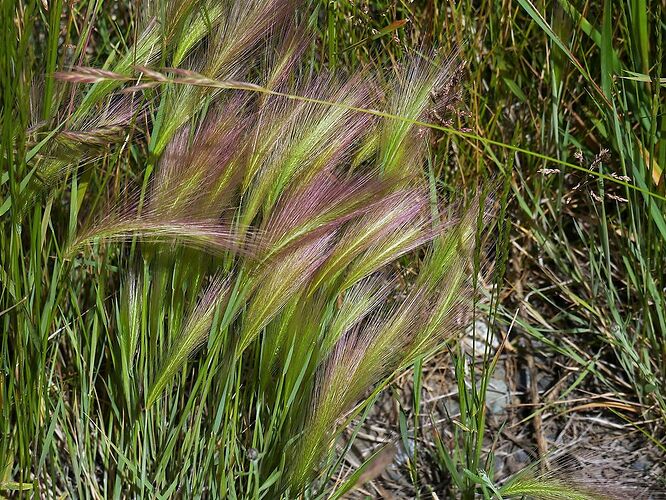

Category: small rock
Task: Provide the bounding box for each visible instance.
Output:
[486,364,510,415]
[631,455,652,472]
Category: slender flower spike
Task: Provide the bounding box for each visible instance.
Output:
[146,276,230,408]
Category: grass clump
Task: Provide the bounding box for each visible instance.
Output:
[2,0,664,497]
[1,0,490,496]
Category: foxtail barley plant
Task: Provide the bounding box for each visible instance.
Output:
[2,0,498,496]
